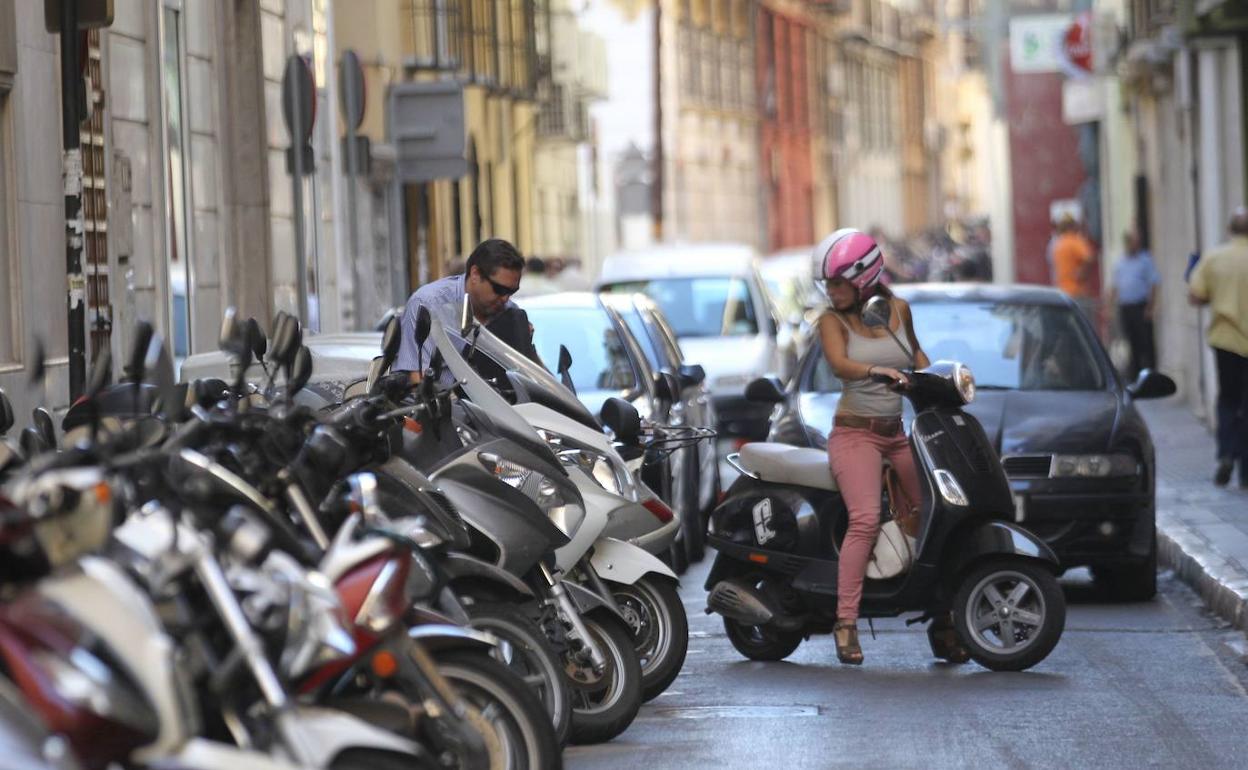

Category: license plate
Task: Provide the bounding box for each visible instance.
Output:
[1013,493,1026,523]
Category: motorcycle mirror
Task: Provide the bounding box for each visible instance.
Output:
[374,306,400,333]
[246,317,267,361]
[85,348,113,400]
[270,313,300,368]
[862,295,892,329]
[31,407,55,449]
[218,308,243,356]
[28,339,47,388]
[677,363,706,388]
[744,376,786,404]
[288,346,313,396]
[145,334,184,422]
[415,305,432,348]
[600,397,642,445]
[382,315,402,363]
[0,388,14,436]
[128,316,157,381]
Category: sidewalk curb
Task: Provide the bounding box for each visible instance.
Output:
[1159,525,1248,632]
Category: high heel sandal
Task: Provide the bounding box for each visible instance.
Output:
[833,621,864,665]
[927,613,971,664]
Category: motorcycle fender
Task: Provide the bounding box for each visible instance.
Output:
[279,705,426,765]
[441,552,535,600]
[562,579,626,622]
[948,521,1061,577]
[407,623,500,653]
[143,738,302,770]
[590,537,678,585]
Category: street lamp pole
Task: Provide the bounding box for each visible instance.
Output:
[59,0,86,400]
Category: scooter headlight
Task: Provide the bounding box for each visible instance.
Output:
[537,430,641,502]
[478,452,586,535]
[952,363,976,405]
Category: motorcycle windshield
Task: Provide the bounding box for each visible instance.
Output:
[472,325,602,431]
[429,312,563,471]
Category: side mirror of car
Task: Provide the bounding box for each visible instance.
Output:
[1126,369,1177,400]
[601,397,642,445]
[744,376,786,404]
[677,363,706,389]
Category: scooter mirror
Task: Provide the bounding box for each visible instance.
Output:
[0,388,13,435]
[145,334,184,422]
[128,320,155,383]
[270,314,300,368]
[374,306,401,333]
[381,315,402,363]
[600,397,642,445]
[744,376,786,404]
[862,295,892,329]
[415,306,433,349]
[218,308,242,355]
[247,318,267,361]
[557,345,573,375]
[85,348,113,400]
[28,339,47,388]
[31,407,55,449]
[288,346,313,396]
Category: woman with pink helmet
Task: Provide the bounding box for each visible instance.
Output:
[813,228,967,665]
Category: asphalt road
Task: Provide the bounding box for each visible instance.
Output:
[566,557,1248,770]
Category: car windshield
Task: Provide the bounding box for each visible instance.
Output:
[603,277,758,338]
[525,305,639,393]
[803,301,1107,392]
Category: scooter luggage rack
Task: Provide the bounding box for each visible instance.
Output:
[637,425,717,464]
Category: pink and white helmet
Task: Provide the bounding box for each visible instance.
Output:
[812,228,885,293]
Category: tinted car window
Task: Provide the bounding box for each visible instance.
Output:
[604,277,759,337]
[803,301,1107,392]
[910,301,1105,390]
[526,306,639,393]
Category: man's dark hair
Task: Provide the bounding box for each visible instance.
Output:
[466,239,525,279]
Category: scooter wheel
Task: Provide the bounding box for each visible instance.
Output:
[722,617,802,662]
[952,559,1066,672]
[566,610,643,745]
[610,577,689,702]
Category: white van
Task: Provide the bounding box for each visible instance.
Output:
[597,243,797,438]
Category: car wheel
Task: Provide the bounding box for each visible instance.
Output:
[1092,531,1158,602]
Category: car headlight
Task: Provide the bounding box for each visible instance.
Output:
[478,451,586,535]
[1050,454,1139,478]
[952,363,976,405]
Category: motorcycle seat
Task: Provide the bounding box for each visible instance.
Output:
[738,443,838,491]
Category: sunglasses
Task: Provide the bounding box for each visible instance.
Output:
[485,275,520,298]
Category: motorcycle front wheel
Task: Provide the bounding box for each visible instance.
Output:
[435,649,563,770]
[564,610,642,745]
[952,559,1066,672]
[464,601,572,745]
[609,577,688,702]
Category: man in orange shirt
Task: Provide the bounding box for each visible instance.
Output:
[1053,215,1097,319]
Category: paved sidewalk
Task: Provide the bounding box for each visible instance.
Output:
[1141,397,1248,633]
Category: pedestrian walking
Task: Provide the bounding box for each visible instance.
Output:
[1053,214,1098,321]
[1189,207,1248,488]
[1109,229,1160,380]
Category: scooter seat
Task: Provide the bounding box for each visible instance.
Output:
[738,443,838,491]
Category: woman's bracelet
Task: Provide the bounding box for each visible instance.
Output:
[867,365,876,377]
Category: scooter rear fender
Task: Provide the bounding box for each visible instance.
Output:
[945,520,1061,578]
[590,537,678,585]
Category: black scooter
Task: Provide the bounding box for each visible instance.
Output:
[704,297,1066,672]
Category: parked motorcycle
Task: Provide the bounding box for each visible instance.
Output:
[704,296,1066,672]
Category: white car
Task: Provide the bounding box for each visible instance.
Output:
[597,243,796,439]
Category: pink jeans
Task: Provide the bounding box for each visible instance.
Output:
[827,426,923,622]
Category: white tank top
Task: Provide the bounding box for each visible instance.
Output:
[831,311,912,418]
